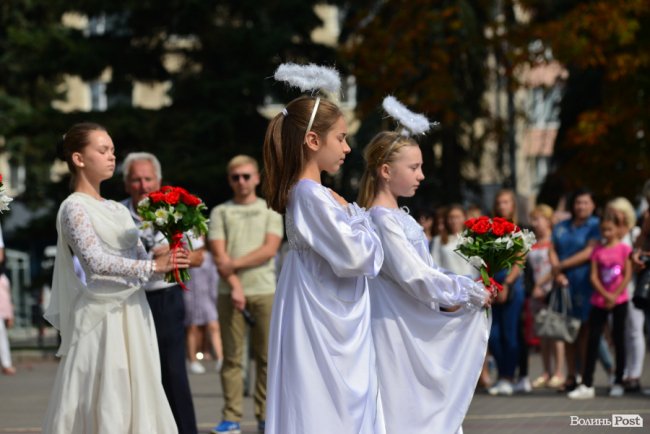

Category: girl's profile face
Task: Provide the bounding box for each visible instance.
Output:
[317,115,350,174]
[600,220,617,243]
[77,130,116,182]
[385,145,424,199]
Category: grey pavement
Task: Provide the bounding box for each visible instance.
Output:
[1,344,649,434]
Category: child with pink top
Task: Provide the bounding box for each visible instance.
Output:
[568,210,632,399]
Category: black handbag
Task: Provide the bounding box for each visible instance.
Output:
[633,266,650,310]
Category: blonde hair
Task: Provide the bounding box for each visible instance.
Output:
[263,96,343,213]
[607,197,636,231]
[357,131,419,208]
[530,203,554,225]
[227,155,259,173]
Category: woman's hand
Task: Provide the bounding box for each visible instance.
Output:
[154,248,190,274]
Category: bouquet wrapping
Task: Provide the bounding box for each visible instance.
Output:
[137,186,209,288]
[0,174,12,213]
[455,216,536,291]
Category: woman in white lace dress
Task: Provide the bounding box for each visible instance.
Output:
[358,131,493,434]
[42,123,190,434]
[262,96,385,434]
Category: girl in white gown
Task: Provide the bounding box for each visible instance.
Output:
[358,128,493,434]
[42,123,190,434]
[262,93,385,434]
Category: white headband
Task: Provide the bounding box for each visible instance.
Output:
[305,97,320,136]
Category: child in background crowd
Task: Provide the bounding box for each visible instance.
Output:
[568,210,631,399]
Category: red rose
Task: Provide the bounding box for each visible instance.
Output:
[493,217,507,224]
[160,185,174,193]
[180,191,201,207]
[464,218,477,229]
[471,219,491,235]
[0,174,3,183]
[492,221,506,236]
[504,221,516,233]
[149,191,165,203]
[164,190,181,205]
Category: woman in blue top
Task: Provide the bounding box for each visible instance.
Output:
[551,189,600,391]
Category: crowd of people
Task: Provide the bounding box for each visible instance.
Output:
[0,63,646,434]
[421,186,650,401]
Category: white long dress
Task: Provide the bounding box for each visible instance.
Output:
[42,193,177,434]
[369,207,491,434]
[266,179,385,434]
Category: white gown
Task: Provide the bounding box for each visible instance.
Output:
[42,193,177,434]
[369,207,491,434]
[266,179,385,434]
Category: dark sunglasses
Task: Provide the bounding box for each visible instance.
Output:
[230,173,252,182]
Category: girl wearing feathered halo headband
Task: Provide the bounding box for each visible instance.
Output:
[262,64,385,434]
[357,96,495,434]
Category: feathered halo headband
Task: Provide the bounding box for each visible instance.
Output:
[382,96,438,137]
[273,63,342,136]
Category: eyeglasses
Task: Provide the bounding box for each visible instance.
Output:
[230,173,252,182]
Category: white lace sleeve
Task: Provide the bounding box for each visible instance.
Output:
[60,200,154,281]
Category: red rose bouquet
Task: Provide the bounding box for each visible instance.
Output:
[455,216,536,291]
[0,174,12,213]
[137,186,209,287]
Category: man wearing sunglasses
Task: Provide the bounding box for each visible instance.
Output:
[208,155,283,434]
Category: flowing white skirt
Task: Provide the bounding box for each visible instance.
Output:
[42,291,177,434]
[371,277,490,434]
[266,250,384,434]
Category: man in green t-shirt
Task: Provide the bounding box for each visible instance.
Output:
[209,155,283,434]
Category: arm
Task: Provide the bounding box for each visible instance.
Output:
[375,212,488,310]
[61,200,154,280]
[209,238,246,310]
[589,258,612,300]
[613,256,633,298]
[292,183,383,278]
[220,233,282,275]
[558,240,597,271]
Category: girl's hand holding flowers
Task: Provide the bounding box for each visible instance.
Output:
[154,248,191,274]
[456,216,536,311]
[137,186,209,288]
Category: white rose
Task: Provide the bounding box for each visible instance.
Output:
[468,256,487,269]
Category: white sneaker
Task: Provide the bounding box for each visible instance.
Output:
[567,384,595,400]
[188,360,206,374]
[609,384,624,397]
[488,379,514,396]
[513,377,532,394]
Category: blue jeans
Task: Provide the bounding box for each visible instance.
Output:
[489,277,525,378]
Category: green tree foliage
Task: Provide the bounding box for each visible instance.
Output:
[1,0,340,249]
[519,0,650,202]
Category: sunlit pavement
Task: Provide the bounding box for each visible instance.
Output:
[1,349,648,434]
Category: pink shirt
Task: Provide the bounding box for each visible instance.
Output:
[0,274,12,320]
[590,242,631,309]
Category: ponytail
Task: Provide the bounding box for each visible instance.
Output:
[263,96,342,213]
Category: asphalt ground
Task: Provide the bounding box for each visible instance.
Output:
[1,345,649,434]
